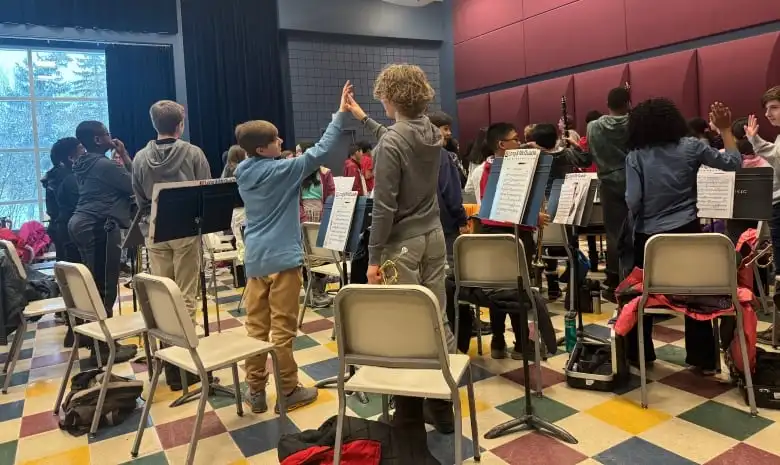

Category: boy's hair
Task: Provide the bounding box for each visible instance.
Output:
[51,137,81,166]
[298,141,314,152]
[688,117,708,137]
[585,110,603,125]
[607,87,631,111]
[627,98,688,150]
[486,122,517,153]
[761,86,780,107]
[235,120,278,156]
[226,144,247,166]
[524,124,537,142]
[373,63,435,118]
[466,127,489,164]
[356,140,373,153]
[348,143,361,157]
[531,124,558,150]
[732,117,748,139]
[444,137,459,154]
[428,111,453,128]
[150,100,185,135]
[75,120,105,150]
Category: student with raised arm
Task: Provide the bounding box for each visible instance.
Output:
[235,82,354,414]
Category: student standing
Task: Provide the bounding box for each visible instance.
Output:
[343,143,367,195]
[43,137,83,263]
[357,140,374,193]
[69,121,136,364]
[235,82,354,414]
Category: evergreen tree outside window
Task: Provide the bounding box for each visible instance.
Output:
[0,47,109,227]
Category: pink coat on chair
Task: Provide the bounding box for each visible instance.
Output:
[18,221,50,263]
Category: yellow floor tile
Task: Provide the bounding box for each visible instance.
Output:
[585,397,671,435]
[24,379,60,399]
[16,431,88,464]
[20,445,90,465]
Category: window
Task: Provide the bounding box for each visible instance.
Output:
[0,47,109,226]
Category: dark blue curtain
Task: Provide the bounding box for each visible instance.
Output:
[105,44,176,157]
[0,0,178,34]
[181,0,287,176]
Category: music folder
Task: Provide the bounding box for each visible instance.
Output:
[733,167,773,220]
[547,176,600,227]
[316,196,372,254]
[478,154,553,227]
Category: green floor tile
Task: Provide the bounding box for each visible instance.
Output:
[347,392,387,419]
[496,395,578,423]
[121,451,168,464]
[315,307,334,318]
[293,335,319,351]
[0,440,16,465]
[678,400,773,441]
[655,344,688,367]
[209,381,248,410]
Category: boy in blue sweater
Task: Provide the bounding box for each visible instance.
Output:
[235,82,353,413]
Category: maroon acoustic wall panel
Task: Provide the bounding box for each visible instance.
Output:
[453,0,524,45]
[573,64,629,133]
[455,22,526,93]
[628,50,699,118]
[697,32,780,135]
[528,75,575,126]
[524,0,627,77]
[625,0,780,53]
[522,0,578,19]
[489,86,530,131]
[457,94,491,145]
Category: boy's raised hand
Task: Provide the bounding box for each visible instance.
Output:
[339,81,353,113]
[745,114,760,138]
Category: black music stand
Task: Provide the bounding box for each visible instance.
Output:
[150,180,239,406]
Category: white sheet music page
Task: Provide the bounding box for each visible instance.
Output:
[697,166,735,219]
[333,177,355,193]
[489,149,541,224]
[554,174,590,225]
[323,191,358,252]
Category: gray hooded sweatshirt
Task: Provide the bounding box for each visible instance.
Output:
[364,117,442,265]
[132,139,212,217]
[587,114,630,189]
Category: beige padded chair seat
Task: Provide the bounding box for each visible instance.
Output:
[311,262,349,277]
[23,297,65,318]
[212,251,238,261]
[74,312,146,342]
[345,353,470,400]
[155,332,275,374]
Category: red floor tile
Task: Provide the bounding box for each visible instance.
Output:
[155,410,227,450]
[19,410,59,438]
[659,370,733,399]
[492,432,587,465]
[502,365,566,390]
[300,318,334,334]
[705,443,780,465]
[652,325,686,343]
[207,317,243,334]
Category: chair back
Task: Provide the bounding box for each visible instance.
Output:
[334,285,448,370]
[757,221,771,242]
[541,223,569,248]
[453,234,526,288]
[134,273,199,349]
[0,240,26,280]
[302,222,339,264]
[203,233,221,252]
[643,233,738,295]
[54,262,107,322]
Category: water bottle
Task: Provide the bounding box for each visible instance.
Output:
[564,314,577,353]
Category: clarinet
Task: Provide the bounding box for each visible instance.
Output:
[561,95,570,146]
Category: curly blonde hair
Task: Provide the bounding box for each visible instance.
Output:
[373,63,435,118]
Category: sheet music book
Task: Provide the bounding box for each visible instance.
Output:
[333,176,354,193]
[552,173,599,226]
[322,191,358,252]
[697,167,736,219]
[488,149,541,223]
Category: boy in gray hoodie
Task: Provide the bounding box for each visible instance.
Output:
[132,100,211,319]
[344,64,457,436]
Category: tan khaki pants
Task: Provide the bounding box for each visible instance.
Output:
[146,237,200,319]
[244,267,302,394]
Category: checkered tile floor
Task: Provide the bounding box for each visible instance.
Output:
[2,271,780,465]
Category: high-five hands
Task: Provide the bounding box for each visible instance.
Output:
[745,114,760,138]
[339,81,354,113]
[344,92,367,121]
[709,101,732,131]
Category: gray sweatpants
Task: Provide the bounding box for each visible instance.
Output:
[381,227,458,353]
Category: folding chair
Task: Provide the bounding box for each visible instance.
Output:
[637,233,757,416]
[0,240,67,393]
[131,273,286,465]
[52,262,151,436]
[333,285,480,465]
[203,233,239,321]
[454,234,544,395]
[299,222,349,329]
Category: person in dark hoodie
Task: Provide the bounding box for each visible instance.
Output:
[42,137,83,263]
[70,120,136,364]
[343,64,457,436]
[586,87,631,301]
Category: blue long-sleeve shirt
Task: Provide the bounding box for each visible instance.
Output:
[625,137,741,235]
[438,149,468,234]
[236,112,349,278]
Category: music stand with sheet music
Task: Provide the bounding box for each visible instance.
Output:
[478,150,577,444]
[149,179,241,406]
[311,193,371,403]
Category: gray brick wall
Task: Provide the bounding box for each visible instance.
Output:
[288,38,441,144]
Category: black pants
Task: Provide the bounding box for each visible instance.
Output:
[69,215,121,317]
[600,181,629,290]
[626,220,717,369]
[768,202,780,272]
[587,235,599,268]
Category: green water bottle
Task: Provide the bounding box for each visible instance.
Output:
[564,313,577,353]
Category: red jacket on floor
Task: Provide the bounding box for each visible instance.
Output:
[281,439,382,465]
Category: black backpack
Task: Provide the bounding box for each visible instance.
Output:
[58,369,144,436]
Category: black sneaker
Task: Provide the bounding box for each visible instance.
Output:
[423,399,455,434]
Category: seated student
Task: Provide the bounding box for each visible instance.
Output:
[531,123,592,299]
[343,143,368,195]
[234,82,353,413]
[624,98,741,373]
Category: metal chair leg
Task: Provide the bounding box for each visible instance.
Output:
[2,321,23,374]
[467,366,481,462]
[269,350,287,426]
[533,310,543,397]
[232,363,243,417]
[381,394,390,423]
[735,304,758,416]
[2,320,26,393]
[298,275,313,329]
[473,305,482,356]
[132,358,162,458]
[53,331,79,413]
[453,389,464,465]
[638,305,648,409]
[184,372,210,465]
[211,261,221,332]
[89,342,117,436]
